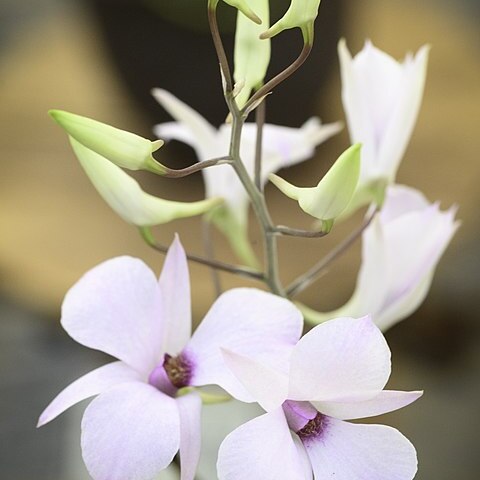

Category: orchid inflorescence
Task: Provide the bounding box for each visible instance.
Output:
[39,1,458,479]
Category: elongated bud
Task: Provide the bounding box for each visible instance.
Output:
[69,137,223,226]
[209,0,261,25]
[50,110,167,175]
[234,0,270,108]
[269,144,361,232]
[260,0,321,44]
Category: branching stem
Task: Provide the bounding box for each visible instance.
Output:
[139,227,265,282]
[286,209,379,297]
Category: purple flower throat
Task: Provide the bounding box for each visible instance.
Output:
[148,352,193,395]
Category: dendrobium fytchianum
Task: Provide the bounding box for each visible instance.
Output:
[38,237,303,480]
[302,185,458,330]
[218,316,422,480]
[339,40,430,214]
[40,1,459,478]
[153,88,342,264]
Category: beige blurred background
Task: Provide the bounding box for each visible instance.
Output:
[0,0,479,478]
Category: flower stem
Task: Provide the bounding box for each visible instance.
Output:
[242,42,313,115]
[139,227,265,282]
[163,156,232,178]
[286,209,379,297]
[202,219,222,296]
[254,99,266,190]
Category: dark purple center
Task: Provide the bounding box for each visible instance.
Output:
[163,353,192,389]
[296,412,326,441]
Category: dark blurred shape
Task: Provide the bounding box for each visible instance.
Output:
[83,0,343,127]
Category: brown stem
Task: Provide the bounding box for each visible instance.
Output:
[163,157,232,178]
[274,226,329,238]
[242,42,312,114]
[207,4,233,93]
[140,227,265,282]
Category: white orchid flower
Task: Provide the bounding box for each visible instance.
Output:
[152,88,342,265]
[339,40,429,212]
[303,185,458,331]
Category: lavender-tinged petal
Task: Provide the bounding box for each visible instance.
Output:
[186,288,303,401]
[37,361,141,427]
[221,348,289,411]
[313,390,423,420]
[289,317,391,402]
[61,256,163,374]
[217,409,307,480]
[81,382,180,480]
[304,417,417,480]
[159,236,192,355]
[177,392,202,480]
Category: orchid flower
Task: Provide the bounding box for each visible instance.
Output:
[218,316,422,480]
[152,88,342,265]
[38,237,303,480]
[303,185,458,331]
[339,40,429,214]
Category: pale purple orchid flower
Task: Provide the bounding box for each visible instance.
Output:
[339,40,429,211]
[306,185,459,331]
[218,316,422,480]
[38,236,303,480]
[151,89,342,265]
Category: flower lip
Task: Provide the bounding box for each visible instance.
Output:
[296,412,328,443]
[163,353,193,389]
[283,400,328,444]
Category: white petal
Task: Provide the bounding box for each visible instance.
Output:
[154,122,198,149]
[241,119,342,185]
[217,409,307,480]
[221,348,289,411]
[305,417,417,480]
[176,393,202,480]
[61,256,163,373]
[152,89,218,159]
[82,382,180,480]
[313,390,423,420]
[186,288,303,401]
[37,361,141,427]
[377,46,430,180]
[289,316,391,402]
[160,236,191,355]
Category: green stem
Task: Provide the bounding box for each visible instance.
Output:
[227,96,285,296]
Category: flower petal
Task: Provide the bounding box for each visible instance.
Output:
[152,89,218,159]
[304,417,418,480]
[81,382,180,480]
[37,361,141,427]
[186,288,303,401]
[61,257,163,373]
[160,236,191,355]
[313,390,423,420]
[221,348,289,411]
[289,316,391,402]
[176,393,202,480]
[217,409,307,480]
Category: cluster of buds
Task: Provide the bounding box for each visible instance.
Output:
[38,1,458,480]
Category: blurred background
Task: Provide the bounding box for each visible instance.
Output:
[0,0,479,478]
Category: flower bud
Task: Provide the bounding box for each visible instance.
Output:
[269,144,361,232]
[260,0,321,44]
[234,0,271,108]
[50,110,167,175]
[69,137,223,227]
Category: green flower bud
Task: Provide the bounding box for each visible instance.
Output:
[50,110,167,175]
[260,0,321,44]
[234,0,271,108]
[69,137,223,227]
[269,143,361,232]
